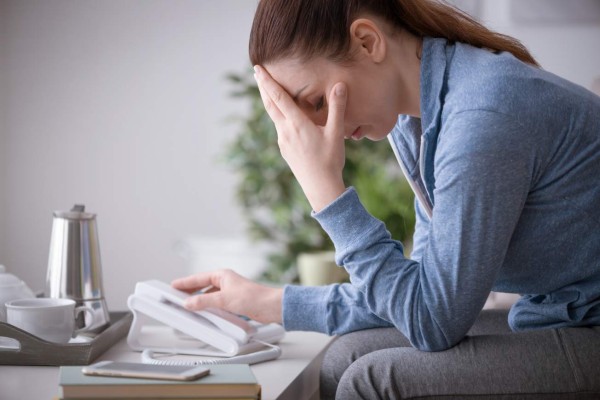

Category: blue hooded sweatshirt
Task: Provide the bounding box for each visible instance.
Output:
[282,37,600,351]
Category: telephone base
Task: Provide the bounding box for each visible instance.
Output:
[127,280,285,359]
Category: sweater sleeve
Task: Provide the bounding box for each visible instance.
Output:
[304,110,532,351]
[282,283,393,334]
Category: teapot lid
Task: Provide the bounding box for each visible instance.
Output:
[0,264,26,287]
[0,265,35,305]
[53,204,95,220]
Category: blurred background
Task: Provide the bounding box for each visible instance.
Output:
[1,0,599,312]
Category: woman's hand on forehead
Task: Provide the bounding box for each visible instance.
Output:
[253,65,348,212]
[253,65,308,125]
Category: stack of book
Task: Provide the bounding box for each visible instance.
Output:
[57,364,261,400]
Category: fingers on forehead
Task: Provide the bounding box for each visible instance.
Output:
[256,69,306,122]
[256,81,284,122]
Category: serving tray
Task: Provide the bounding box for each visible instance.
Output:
[0,311,132,366]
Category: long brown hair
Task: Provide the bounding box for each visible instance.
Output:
[249,0,539,67]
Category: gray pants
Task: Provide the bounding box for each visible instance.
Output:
[320,310,600,399]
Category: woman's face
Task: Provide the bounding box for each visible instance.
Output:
[264,55,405,141]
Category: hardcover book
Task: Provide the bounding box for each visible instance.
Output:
[59,364,261,399]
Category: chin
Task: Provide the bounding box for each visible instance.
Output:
[366,134,389,142]
[359,119,398,141]
[370,127,395,141]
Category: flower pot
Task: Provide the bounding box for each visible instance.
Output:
[297,251,348,286]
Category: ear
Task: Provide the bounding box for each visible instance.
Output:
[349,18,387,63]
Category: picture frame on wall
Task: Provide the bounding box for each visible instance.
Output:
[510,0,600,24]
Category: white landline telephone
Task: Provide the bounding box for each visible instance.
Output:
[127,280,285,365]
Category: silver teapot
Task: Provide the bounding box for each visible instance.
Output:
[46,205,110,332]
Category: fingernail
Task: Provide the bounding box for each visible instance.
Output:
[184,299,194,308]
[335,83,346,96]
[253,65,261,76]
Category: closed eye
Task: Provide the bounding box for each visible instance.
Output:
[315,96,325,112]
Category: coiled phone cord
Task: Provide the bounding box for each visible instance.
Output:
[141,340,282,366]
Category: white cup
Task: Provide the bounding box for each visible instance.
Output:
[6,298,96,343]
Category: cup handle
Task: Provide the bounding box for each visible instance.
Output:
[74,305,97,335]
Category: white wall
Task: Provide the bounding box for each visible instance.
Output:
[1,0,258,310]
[479,0,600,88]
[0,0,7,263]
[1,0,599,313]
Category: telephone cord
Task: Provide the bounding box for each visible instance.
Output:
[141,340,282,366]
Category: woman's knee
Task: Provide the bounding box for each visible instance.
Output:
[320,331,369,400]
[335,347,435,400]
[320,328,410,399]
[335,349,411,400]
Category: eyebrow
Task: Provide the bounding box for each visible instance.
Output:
[292,84,309,101]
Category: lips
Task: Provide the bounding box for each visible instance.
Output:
[349,126,362,140]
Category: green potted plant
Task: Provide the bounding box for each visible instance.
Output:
[224,68,415,283]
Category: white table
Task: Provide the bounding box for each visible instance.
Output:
[0,330,336,400]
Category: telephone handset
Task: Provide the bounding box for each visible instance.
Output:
[127,280,285,365]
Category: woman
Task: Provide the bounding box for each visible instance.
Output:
[173,0,600,398]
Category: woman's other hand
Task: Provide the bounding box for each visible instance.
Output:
[171,269,283,324]
[254,65,347,212]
